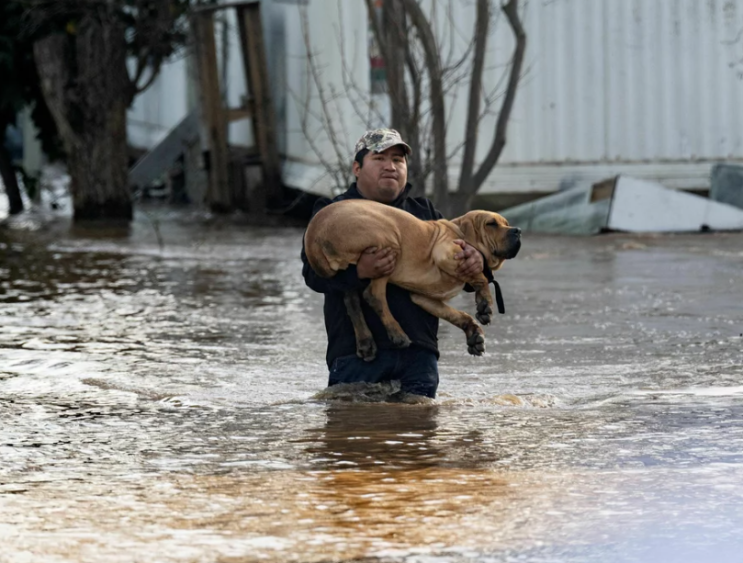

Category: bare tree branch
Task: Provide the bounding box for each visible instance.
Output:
[295,0,526,214]
[401,0,448,208]
[336,1,385,127]
[458,0,490,194]
[469,0,526,196]
[132,56,165,96]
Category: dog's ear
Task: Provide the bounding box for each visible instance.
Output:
[457,214,479,246]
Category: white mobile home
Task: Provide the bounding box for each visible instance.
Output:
[128,0,743,202]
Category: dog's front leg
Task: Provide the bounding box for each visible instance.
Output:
[475,285,494,325]
[464,273,494,326]
[343,291,377,361]
[436,242,494,326]
[410,294,485,356]
[363,278,411,349]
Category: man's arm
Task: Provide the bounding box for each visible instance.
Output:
[454,241,486,279]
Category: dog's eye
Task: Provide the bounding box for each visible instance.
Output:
[486,220,498,227]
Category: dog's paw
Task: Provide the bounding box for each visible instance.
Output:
[466,326,485,356]
[389,332,412,349]
[476,300,493,325]
[357,338,378,362]
[476,313,491,325]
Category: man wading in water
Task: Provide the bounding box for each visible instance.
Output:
[301,128,485,399]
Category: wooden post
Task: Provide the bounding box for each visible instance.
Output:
[236,2,283,211]
[192,12,231,213]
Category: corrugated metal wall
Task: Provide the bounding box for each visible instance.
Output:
[129,0,743,196]
[453,0,743,194]
[498,0,743,165]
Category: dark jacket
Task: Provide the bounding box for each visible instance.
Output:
[301,183,444,367]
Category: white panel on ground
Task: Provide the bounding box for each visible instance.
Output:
[608,176,743,232]
[498,183,612,236]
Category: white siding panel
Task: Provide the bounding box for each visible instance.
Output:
[699,0,717,158]
[652,0,669,160]
[283,0,743,195]
[125,0,743,196]
[723,0,743,157]
[498,0,743,168]
[127,58,190,149]
[576,0,603,162]
[281,0,369,164]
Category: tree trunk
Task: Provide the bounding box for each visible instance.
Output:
[464,0,526,215]
[457,0,490,199]
[33,15,133,222]
[382,1,423,195]
[367,0,426,196]
[401,0,448,211]
[447,190,476,218]
[65,103,131,221]
[0,143,24,215]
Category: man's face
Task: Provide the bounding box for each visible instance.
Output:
[353,145,408,203]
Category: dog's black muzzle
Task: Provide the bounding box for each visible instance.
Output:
[495,227,522,260]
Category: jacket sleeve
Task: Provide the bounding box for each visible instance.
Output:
[301,197,371,294]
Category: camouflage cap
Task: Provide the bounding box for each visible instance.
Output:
[354,128,412,158]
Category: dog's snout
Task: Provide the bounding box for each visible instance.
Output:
[504,227,522,259]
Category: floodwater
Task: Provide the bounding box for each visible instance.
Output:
[1,207,742,563]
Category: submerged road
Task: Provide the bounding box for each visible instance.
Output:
[1,210,742,562]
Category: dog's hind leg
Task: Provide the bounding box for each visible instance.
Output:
[410,294,485,356]
[344,291,377,362]
[362,278,411,349]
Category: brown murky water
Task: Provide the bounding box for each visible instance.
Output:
[1,207,742,562]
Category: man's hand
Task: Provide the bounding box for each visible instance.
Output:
[453,239,484,278]
[357,247,397,279]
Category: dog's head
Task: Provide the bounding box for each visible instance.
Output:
[451,211,521,271]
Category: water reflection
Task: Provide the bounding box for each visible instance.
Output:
[280,402,520,560]
[304,403,442,471]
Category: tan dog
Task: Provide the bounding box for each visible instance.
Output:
[304,199,521,360]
